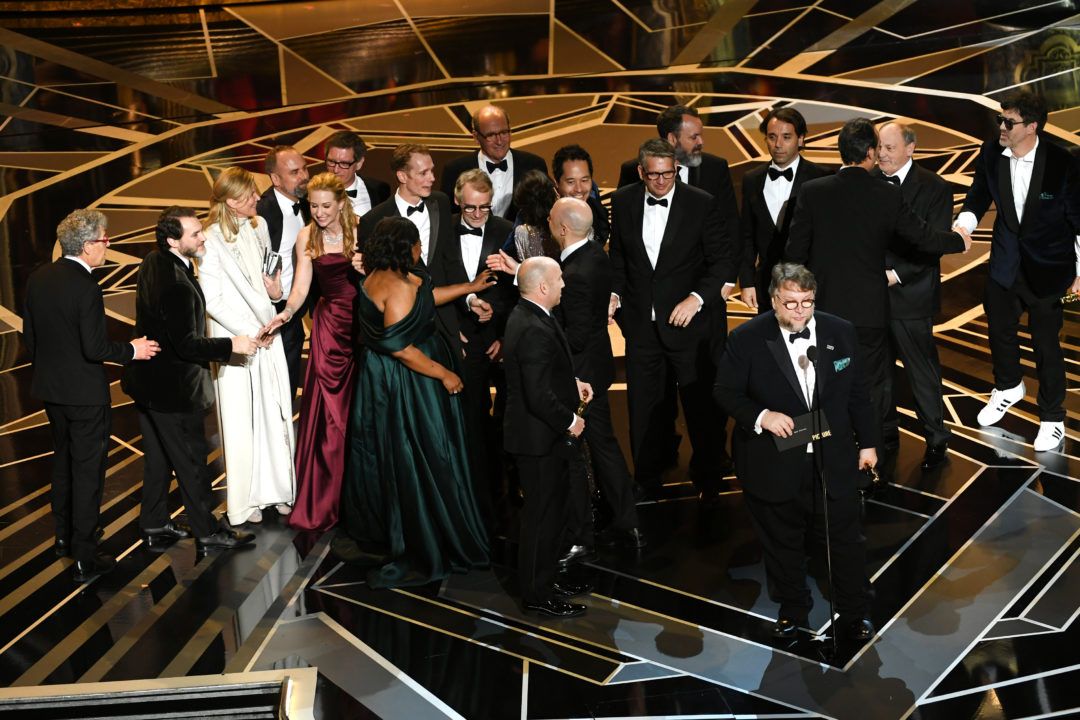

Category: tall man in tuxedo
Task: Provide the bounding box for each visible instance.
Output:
[122,207,256,551]
[440,104,548,220]
[609,139,738,499]
[23,209,159,582]
[255,145,309,394]
[552,144,609,246]
[714,263,878,641]
[954,90,1080,452]
[875,122,954,471]
[740,108,827,310]
[323,130,391,217]
[785,118,971,466]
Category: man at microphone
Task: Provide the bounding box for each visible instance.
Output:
[714,263,879,643]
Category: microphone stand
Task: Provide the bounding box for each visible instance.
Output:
[804,345,838,660]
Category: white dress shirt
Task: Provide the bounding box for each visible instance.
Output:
[763,155,800,225]
[345,177,372,216]
[480,149,515,218]
[560,237,590,262]
[754,316,817,452]
[882,158,913,285]
[272,189,303,297]
[394,191,432,264]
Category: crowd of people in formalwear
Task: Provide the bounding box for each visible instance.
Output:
[25,90,1080,637]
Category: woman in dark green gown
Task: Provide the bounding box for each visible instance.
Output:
[335,217,493,588]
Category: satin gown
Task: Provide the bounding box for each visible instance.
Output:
[335,272,489,588]
[288,254,358,531]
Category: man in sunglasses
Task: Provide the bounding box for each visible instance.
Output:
[955,90,1080,452]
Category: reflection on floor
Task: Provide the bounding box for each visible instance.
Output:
[1,1,1079,718]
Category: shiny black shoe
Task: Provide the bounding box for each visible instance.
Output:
[843,618,875,642]
[772,617,802,639]
[920,443,948,471]
[523,598,586,618]
[73,552,116,583]
[552,579,594,598]
[557,544,596,566]
[195,528,255,550]
[54,537,70,558]
[142,520,192,549]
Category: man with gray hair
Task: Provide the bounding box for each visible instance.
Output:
[23,209,159,582]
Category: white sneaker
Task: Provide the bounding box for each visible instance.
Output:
[977,381,1025,426]
[247,508,263,524]
[1033,421,1065,452]
[275,504,292,515]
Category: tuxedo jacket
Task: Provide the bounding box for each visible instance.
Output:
[609,180,737,350]
[875,163,953,319]
[713,310,878,502]
[121,250,233,413]
[440,149,548,220]
[23,258,134,406]
[739,157,828,292]
[961,135,1080,296]
[446,213,516,348]
[256,187,310,254]
[785,167,966,328]
[357,174,391,209]
[555,240,616,390]
[503,300,579,457]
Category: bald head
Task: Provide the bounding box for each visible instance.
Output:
[472,104,512,162]
[548,197,593,249]
[518,256,563,309]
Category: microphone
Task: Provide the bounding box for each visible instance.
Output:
[806,345,818,365]
[798,355,809,372]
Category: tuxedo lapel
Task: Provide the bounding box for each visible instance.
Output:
[997,153,1021,232]
[265,200,284,252]
[655,184,685,269]
[627,184,648,268]
[1021,142,1047,232]
[425,196,441,261]
[767,335,809,412]
[478,223,501,276]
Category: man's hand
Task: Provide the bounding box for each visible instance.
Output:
[486,250,519,275]
[469,297,493,323]
[231,335,258,356]
[952,225,972,253]
[569,414,585,437]
[607,293,619,325]
[668,295,702,328]
[351,252,364,274]
[742,286,758,309]
[760,410,795,438]
[859,448,878,471]
[575,379,593,404]
[721,284,735,301]
[886,270,899,287]
[485,339,501,361]
[132,336,160,360]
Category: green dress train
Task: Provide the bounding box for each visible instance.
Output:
[335,271,489,588]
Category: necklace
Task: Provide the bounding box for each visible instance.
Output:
[323,230,343,244]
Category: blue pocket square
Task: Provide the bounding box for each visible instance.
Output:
[1040,192,1054,200]
[833,357,850,372]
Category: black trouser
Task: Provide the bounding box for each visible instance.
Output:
[855,325,890,447]
[515,452,570,604]
[985,275,1066,421]
[137,406,221,538]
[567,387,638,537]
[743,454,870,622]
[45,402,109,563]
[275,298,305,396]
[883,316,951,448]
[460,341,505,526]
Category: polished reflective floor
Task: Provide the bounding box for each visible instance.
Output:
[1,2,1079,718]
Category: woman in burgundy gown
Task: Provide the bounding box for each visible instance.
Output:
[267,172,358,531]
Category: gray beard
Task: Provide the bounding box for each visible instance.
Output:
[677,150,703,168]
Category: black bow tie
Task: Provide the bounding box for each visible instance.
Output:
[486,159,508,173]
[767,166,794,182]
[646,196,668,207]
[291,201,302,216]
[788,327,810,344]
[407,203,424,216]
[346,188,358,198]
[458,224,482,236]
[883,174,901,186]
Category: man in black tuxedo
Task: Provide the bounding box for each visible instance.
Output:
[440,104,548,220]
[785,118,971,466]
[23,209,159,582]
[552,144,609,247]
[609,139,738,499]
[714,263,878,641]
[740,108,827,310]
[323,130,391,217]
[255,145,310,394]
[504,257,593,618]
[122,207,257,552]
[874,122,954,471]
[955,90,1080,452]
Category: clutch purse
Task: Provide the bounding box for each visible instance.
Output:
[262,247,282,276]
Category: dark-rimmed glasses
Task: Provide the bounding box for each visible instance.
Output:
[778,298,814,310]
[643,169,677,181]
[996,114,1026,131]
[87,234,110,246]
[325,158,357,170]
[462,204,492,214]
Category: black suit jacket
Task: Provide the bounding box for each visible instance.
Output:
[256,187,310,254]
[440,149,549,219]
[23,258,134,406]
[447,213,516,346]
[785,167,966,328]
[609,180,737,352]
[714,310,878,502]
[555,240,616,390]
[960,135,1080,296]
[876,163,953,319]
[739,157,828,293]
[503,300,579,457]
[121,250,233,413]
[359,175,391,208]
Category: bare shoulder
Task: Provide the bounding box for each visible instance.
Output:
[364,270,419,323]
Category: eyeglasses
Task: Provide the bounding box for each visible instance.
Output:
[87,234,110,246]
[462,204,492,214]
[643,169,677,181]
[478,129,510,141]
[325,158,357,170]
[778,298,814,310]
[996,114,1027,131]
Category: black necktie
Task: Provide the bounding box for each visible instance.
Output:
[646,196,668,207]
[884,174,901,186]
[458,224,482,236]
[767,166,794,182]
[346,188,358,198]
[291,201,302,216]
[788,327,810,344]
[407,203,424,216]
[486,159,508,173]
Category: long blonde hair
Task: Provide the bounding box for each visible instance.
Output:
[207,166,260,243]
[305,172,357,258]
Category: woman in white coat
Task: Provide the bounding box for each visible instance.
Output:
[201,166,295,525]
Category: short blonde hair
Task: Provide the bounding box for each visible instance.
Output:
[207,167,259,242]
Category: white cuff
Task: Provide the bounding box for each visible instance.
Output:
[753,409,767,435]
[887,269,902,285]
[955,211,978,234]
[690,291,704,311]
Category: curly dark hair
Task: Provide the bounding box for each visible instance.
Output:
[363,216,418,274]
[155,205,197,252]
[513,169,557,227]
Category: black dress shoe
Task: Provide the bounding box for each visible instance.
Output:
[54,537,70,558]
[557,544,596,566]
[523,598,586,618]
[843,618,875,641]
[771,617,802,639]
[142,520,193,548]
[195,528,256,550]
[552,579,593,598]
[920,443,948,471]
[73,552,116,583]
